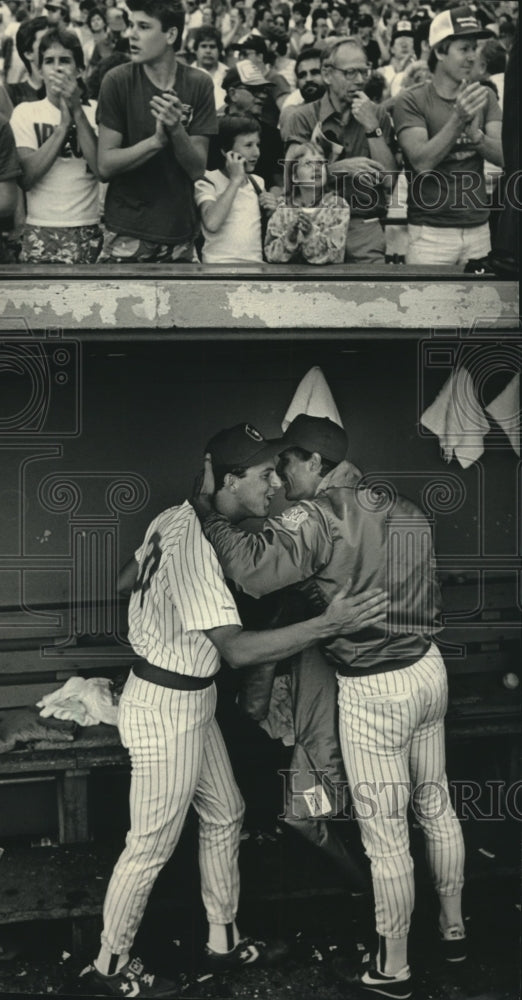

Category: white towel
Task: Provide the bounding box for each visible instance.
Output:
[420,367,490,469]
[282,366,343,430]
[485,373,520,456]
[37,676,119,727]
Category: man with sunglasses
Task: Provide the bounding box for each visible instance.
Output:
[281,37,398,264]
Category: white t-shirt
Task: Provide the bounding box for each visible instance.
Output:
[194,169,265,264]
[199,62,228,115]
[10,97,100,227]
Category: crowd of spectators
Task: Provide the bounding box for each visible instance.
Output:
[0,0,518,267]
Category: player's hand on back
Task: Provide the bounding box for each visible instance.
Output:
[322,580,389,634]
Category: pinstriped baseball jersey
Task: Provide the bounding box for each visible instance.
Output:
[128,501,241,676]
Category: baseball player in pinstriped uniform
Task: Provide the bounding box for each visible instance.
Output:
[78,423,389,998]
[193,415,467,1000]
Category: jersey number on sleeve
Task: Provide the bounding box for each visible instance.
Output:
[133,531,162,608]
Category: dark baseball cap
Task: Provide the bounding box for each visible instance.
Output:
[205,423,282,468]
[392,18,415,40]
[239,35,269,57]
[280,415,347,464]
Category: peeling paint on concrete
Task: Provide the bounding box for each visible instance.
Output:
[0,279,518,330]
[223,281,516,328]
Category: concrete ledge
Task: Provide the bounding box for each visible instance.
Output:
[0,267,518,331]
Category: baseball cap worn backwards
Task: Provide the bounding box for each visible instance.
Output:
[206,424,282,468]
[281,415,348,464]
[429,5,491,47]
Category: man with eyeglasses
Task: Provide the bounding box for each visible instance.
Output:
[281,37,398,264]
[209,59,285,191]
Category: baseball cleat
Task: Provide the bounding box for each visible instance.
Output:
[440,924,467,963]
[337,952,413,999]
[76,957,178,997]
[204,936,288,970]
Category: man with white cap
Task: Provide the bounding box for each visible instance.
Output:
[393,4,503,267]
[193,414,467,999]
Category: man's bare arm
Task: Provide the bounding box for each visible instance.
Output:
[97,123,167,181]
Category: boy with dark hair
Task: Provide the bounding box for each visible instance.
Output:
[0,15,49,116]
[7,15,48,105]
[193,24,228,112]
[195,112,268,262]
[10,25,102,263]
[97,0,217,262]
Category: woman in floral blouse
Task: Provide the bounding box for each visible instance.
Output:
[264,142,350,264]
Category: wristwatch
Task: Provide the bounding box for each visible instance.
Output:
[365,127,383,138]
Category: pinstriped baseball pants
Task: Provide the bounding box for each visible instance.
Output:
[337,644,465,940]
[100,672,245,956]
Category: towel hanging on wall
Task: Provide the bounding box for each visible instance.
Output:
[485,373,520,456]
[282,366,343,430]
[420,367,491,468]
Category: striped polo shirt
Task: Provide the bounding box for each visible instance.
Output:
[128,501,241,677]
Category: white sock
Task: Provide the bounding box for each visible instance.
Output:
[376,936,409,977]
[207,922,240,953]
[94,946,129,976]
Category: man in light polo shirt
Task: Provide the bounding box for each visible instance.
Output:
[281,37,398,264]
[393,4,503,267]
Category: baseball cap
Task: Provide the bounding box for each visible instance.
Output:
[222,60,268,90]
[280,415,347,464]
[392,18,415,39]
[205,424,282,468]
[411,6,433,24]
[429,5,491,47]
[356,13,374,27]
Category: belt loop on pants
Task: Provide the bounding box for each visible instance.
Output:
[132,658,215,690]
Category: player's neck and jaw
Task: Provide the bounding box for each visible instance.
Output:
[128,11,179,91]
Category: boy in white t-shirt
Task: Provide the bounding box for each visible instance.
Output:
[194,114,276,264]
[10,26,102,264]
